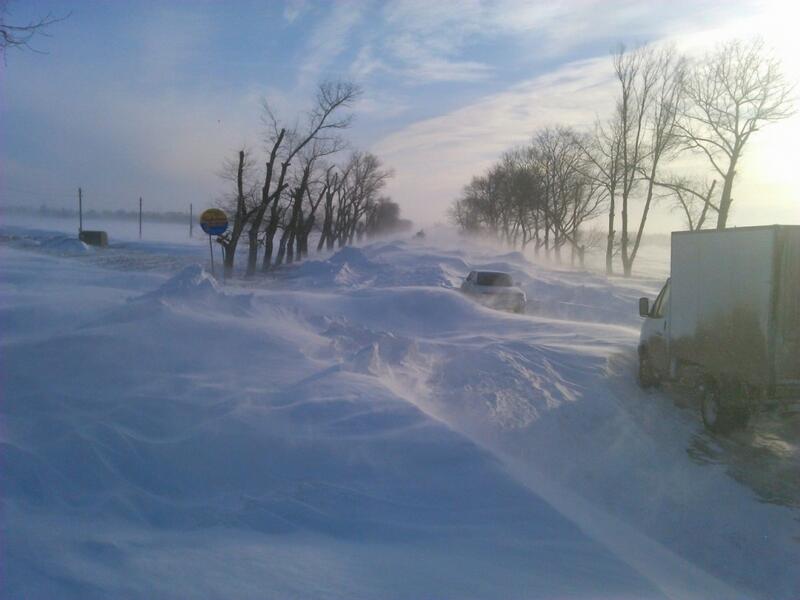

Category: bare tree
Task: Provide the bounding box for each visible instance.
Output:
[246,81,360,276]
[627,46,686,274]
[610,45,661,276]
[652,176,718,231]
[576,118,623,274]
[334,152,393,247]
[216,149,260,277]
[450,127,603,264]
[317,167,345,252]
[0,1,68,58]
[678,37,795,229]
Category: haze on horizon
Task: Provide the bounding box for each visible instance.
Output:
[1,0,798,232]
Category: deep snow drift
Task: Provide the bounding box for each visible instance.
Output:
[1,221,798,599]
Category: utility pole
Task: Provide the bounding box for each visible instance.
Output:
[78,187,83,233]
[139,197,143,239]
[190,203,193,237]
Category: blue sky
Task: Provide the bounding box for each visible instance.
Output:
[2,0,798,228]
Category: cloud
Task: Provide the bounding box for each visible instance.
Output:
[372,57,616,223]
[376,0,493,82]
[283,0,308,23]
[136,6,212,86]
[350,0,764,85]
[297,1,368,88]
[371,2,800,230]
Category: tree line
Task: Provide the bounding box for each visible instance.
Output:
[450,37,794,276]
[216,81,408,278]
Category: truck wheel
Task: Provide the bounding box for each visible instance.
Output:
[638,350,657,389]
[701,379,750,434]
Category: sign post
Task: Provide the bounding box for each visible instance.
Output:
[199,208,229,278]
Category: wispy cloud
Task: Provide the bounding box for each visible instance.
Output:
[136,6,212,86]
[376,0,492,82]
[283,0,308,24]
[297,1,368,88]
[373,57,615,222]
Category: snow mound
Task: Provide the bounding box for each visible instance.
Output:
[320,318,421,377]
[328,246,373,267]
[286,245,455,288]
[429,340,582,429]
[39,235,93,255]
[286,247,379,288]
[156,264,220,295]
[132,264,251,313]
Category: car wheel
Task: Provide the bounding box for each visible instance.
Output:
[637,350,658,389]
[701,378,750,434]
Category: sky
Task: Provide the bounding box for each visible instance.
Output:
[1,0,798,231]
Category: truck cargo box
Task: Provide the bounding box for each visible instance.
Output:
[670,225,800,390]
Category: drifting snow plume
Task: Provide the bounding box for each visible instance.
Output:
[333,262,362,286]
[495,251,530,265]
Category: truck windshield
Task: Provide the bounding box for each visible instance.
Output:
[652,279,670,318]
[477,273,513,286]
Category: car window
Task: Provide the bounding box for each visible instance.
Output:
[651,279,670,318]
[476,273,512,286]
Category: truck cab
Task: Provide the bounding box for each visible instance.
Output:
[638,278,671,386]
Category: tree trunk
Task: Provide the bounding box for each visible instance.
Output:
[605,193,615,275]
[620,192,630,276]
[317,209,331,252]
[246,225,261,277]
[695,180,717,231]
[625,164,658,277]
[275,228,289,267]
[221,150,248,278]
[716,163,737,229]
[262,234,274,270]
[286,230,295,264]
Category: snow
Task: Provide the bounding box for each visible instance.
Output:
[1,217,798,599]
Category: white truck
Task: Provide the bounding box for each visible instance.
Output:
[638,225,800,432]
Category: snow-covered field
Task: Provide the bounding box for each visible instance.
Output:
[1,216,798,599]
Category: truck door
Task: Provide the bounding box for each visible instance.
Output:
[646,279,671,375]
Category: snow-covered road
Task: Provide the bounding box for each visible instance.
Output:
[1,221,798,599]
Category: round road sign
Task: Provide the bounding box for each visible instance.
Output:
[200,208,229,236]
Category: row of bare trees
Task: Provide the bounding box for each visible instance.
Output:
[216,82,399,277]
[450,127,605,266]
[452,37,795,276]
